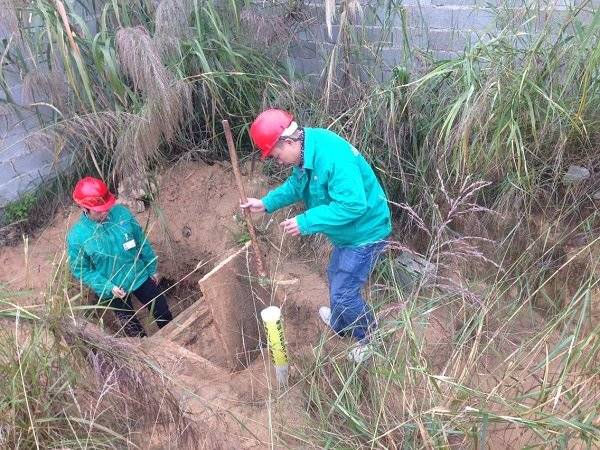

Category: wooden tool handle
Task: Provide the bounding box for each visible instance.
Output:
[222,120,267,278]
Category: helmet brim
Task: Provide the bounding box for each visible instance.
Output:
[87,193,116,212]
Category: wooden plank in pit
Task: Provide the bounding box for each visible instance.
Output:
[153,242,278,369]
[199,242,274,369]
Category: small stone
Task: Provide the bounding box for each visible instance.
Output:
[395,252,434,276]
[563,165,590,184]
[132,200,145,213]
[394,252,435,293]
[117,174,156,213]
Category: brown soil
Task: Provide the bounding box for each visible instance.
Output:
[0,161,329,448]
[1,160,596,449]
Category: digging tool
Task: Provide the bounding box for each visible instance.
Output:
[222,119,268,279]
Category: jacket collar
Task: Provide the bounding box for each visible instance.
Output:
[80,207,114,228]
[302,127,316,171]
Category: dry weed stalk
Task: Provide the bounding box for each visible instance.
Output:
[58,318,198,448]
[115,27,179,108]
[59,111,127,144]
[0,0,19,35]
[391,173,498,305]
[115,26,192,177]
[0,1,37,67]
[21,67,69,113]
[240,4,292,47]
[154,0,194,60]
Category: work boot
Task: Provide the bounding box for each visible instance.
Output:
[114,310,147,337]
[318,306,332,327]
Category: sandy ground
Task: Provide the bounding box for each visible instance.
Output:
[1,160,597,449]
[0,160,332,448]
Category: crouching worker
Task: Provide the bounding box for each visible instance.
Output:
[67,177,173,337]
[241,109,392,363]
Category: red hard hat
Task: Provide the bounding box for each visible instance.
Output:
[73,177,116,212]
[249,109,294,160]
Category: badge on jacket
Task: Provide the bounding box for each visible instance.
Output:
[123,239,136,250]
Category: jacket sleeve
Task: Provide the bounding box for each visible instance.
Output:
[261,170,304,213]
[130,213,158,276]
[296,158,367,235]
[67,237,115,299]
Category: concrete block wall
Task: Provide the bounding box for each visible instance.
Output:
[0,1,95,212]
[1,0,598,212]
[0,71,72,209]
[287,0,598,81]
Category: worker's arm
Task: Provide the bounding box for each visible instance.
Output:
[296,158,367,234]
[261,169,304,213]
[67,238,116,299]
[129,212,158,277]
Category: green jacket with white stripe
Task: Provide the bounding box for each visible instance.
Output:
[66,204,157,300]
[261,127,392,247]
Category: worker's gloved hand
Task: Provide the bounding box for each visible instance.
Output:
[280,217,300,236]
[240,198,265,213]
[112,286,127,299]
[151,273,160,284]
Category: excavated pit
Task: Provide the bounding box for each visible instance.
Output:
[154,242,278,370]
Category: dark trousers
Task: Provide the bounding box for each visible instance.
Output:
[109,278,173,337]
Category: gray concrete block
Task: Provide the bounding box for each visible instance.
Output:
[432,0,476,5]
[452,7,496,30]
[405,6,496,31]
[0,19,16,40]
[0,64,24,89]
[0,133,29,163]
[394,27,474,52]
[322,24,342,43]
[354,3,389,26]
[314,41,337,58]
[395,26,427,49]
[362,25,395,46]
[293,57,326,77]
[289,40,318,59]
[2,111,42,136]
[0,161,16,182]
[381,47,406,68]
[311,23,398,48]
[432,50,460,60]
[398,0,433,5]
[0,171,38,207]
[428,29,475,50]
[303,3,326,23]
[10,148,56,175]
[56,151,74,172]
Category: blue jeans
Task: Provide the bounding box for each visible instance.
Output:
[327,240,387,342]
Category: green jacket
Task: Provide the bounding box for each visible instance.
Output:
[261,128,392,247]
[67,204,157,300]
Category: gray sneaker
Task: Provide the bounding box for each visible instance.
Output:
[347,343,374,363]
[318,306,332,327]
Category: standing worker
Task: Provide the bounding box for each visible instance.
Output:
[67,177,173,337]
[241,109,391,363]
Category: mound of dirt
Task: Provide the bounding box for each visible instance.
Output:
[0,160,330,448]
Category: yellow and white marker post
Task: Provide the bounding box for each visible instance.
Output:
[260,306,289,386]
